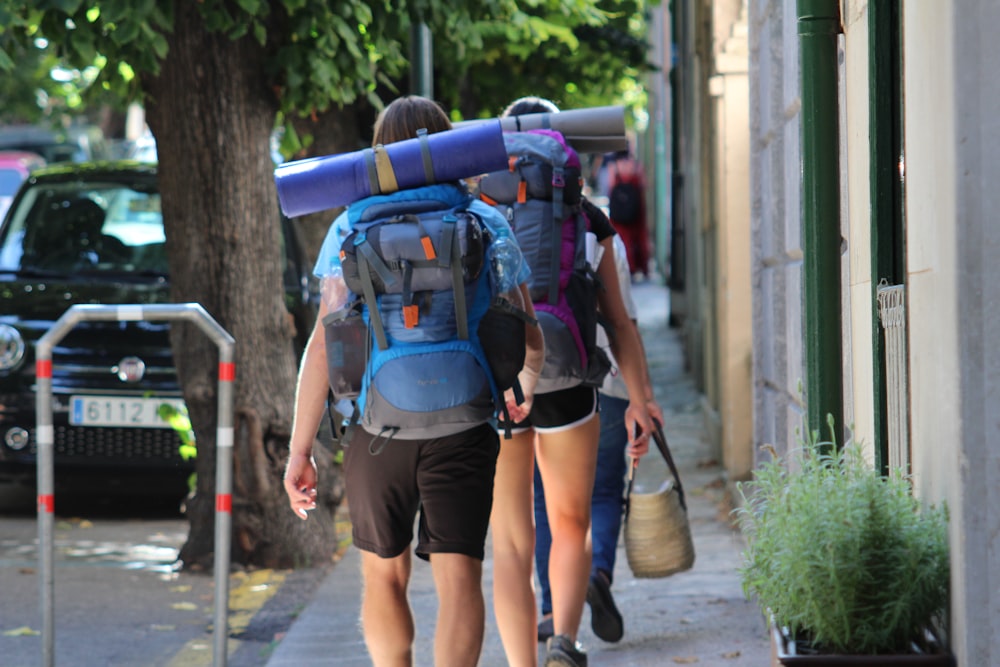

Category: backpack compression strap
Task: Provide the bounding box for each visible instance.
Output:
[546,165,566,304]
[356,257,390,350]
[361,129,437,197]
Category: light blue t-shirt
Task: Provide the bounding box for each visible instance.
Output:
[313,183,530,287]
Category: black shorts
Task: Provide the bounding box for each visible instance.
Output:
[498,384,599,434]
[343,422,499,561]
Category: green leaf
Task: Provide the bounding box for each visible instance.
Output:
[110,17,140,46]
[67,28,98,62]
[252,20,267,46]
[235,0,263,15]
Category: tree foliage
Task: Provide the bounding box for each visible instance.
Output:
[1,0,650,143]
[437,0,652,119]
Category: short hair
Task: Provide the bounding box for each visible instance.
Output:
[372,96,452,146]
[501,96,560,118]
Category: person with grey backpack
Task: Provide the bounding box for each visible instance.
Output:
[479,96,660,667]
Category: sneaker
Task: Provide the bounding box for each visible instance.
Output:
[544,634,588,667]
[537,614,554,642]
[586,570,624,642]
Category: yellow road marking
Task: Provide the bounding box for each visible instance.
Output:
[165,569,287,667]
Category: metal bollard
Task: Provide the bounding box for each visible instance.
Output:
[34,303,235,667]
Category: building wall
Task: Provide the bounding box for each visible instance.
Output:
[905,3,1000,663]
[748,0,804,462]
[745,0,1000,660]
[712,8,753,482]
[841,1,876,457]
[672,0,753,480]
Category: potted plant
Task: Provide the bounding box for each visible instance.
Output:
[734,422,953,666]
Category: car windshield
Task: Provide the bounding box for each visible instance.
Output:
[0,168,23,197]
[0,181,167,275]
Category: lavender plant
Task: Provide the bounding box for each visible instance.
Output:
[735,424,949,655]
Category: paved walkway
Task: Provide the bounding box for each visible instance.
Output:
[266,279,772,666]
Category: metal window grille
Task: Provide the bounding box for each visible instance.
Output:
[877,283,909,471]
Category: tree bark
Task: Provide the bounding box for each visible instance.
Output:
[143,3,341,570]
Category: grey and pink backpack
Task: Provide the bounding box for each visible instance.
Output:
[477,129,610,394]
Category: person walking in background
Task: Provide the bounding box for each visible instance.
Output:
[605,149,651,280]
[482,96,658,667]
[535,234,664,645]
[283,96,543,667]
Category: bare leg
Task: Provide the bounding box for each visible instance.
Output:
[490,430,539,667]
[360,549,414,667]
[536,414,600,642]
[430,552,485,667]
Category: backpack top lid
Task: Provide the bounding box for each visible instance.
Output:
[346,182,471,225]
[501,129,581,170]
[477,129,584,208]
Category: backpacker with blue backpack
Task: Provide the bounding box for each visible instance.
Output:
[476,129,611,393]
[322,183,533,451]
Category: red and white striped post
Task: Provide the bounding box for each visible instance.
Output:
[34,304,235,667]
[213,353,235,664]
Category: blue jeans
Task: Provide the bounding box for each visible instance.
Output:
[534,394,629,615]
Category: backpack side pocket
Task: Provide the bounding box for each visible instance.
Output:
[323,304,369,401]
[478,297,532,391]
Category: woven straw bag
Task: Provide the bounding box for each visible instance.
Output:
[623,422,696,578]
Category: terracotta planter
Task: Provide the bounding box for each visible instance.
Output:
[770,621,955,666]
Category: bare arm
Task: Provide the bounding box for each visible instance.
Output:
[283,299,331,519]
[595,236,657,457]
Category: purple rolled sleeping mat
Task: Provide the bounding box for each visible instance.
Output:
[454,105,628,155]
[274,119,509,218]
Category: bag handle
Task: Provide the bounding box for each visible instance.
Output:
[624,419,687,520]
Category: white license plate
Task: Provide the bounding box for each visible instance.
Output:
[69,396,187,428]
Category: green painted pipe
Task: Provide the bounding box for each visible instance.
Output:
[798,0,844,448]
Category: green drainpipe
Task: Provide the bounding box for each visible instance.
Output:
[798,0,844,449]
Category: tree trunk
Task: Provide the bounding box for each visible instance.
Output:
[143,3,341,570]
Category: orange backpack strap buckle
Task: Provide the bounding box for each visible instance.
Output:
[403,304,419,328]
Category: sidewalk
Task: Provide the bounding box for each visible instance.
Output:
[266,278,772,666]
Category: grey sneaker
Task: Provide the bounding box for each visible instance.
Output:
[544,634,588,667]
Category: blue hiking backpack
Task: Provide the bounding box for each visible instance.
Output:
[477,129,611,393]
[323,184,530,450]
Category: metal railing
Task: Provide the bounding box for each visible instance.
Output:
[34,303,235,667]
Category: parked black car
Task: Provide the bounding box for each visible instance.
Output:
[0,161,318,497]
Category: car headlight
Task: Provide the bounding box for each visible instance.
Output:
[0,324,26,371]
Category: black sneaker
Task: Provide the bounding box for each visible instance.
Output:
[544,634,588,667]
[537,614,554,642]
[586,571,624,642]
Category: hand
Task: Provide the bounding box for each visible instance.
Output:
[624,402,655,460]
[283,451,318,520]
[503,386,533,424]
